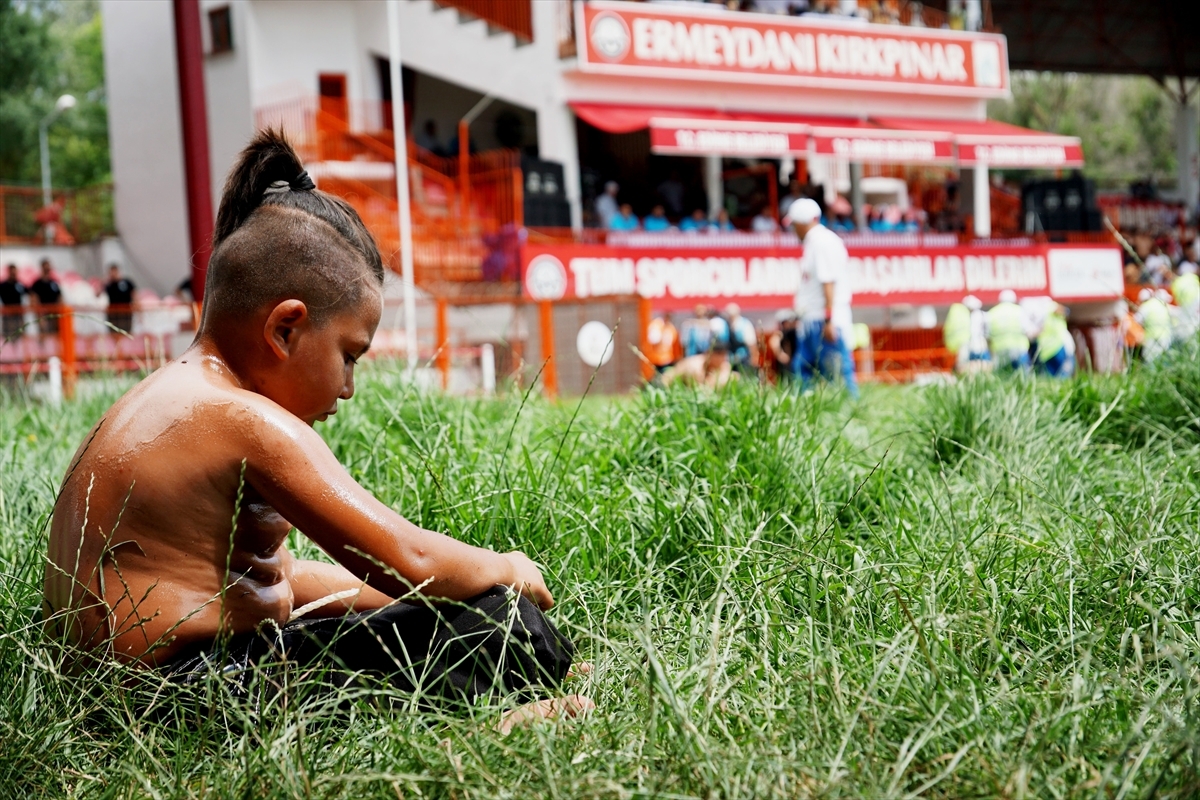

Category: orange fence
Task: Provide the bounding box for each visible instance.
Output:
[0,184,115,246]
[434,0,532,42]
[1,305,181,388]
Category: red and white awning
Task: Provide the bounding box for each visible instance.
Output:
[874,117,1085,168]
[571,103,1083,168]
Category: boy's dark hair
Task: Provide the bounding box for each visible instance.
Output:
[205,129,384,324]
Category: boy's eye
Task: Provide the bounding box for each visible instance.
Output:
[344,353,358,365]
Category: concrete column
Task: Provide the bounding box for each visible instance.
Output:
[972,164,991,238]
[1176,96,1199,213]
[705,155,723,218]
[849,161,864,230]
[536,102,583,230]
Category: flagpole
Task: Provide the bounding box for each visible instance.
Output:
[387,0,419,376]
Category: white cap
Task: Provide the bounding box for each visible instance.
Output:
[783,197,822,226]
[998,289,1017,304]
[963,295,982,310]
[1138,288,1153,302]
[724,302,741,318]
[1156,289,1172,303]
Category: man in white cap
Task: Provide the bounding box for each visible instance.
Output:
[784,197,858,398]
[986,289,1030,373]
[594,181,620,229]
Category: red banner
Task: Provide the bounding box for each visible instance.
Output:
[522,242,1122,310]
[649,120,809,157]
[810,126,954,164]
[957,141,1085,168]
[576,0,1010,98]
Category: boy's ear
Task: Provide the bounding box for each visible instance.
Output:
[264,299,310,360]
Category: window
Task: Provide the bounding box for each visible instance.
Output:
[208,6,233,54]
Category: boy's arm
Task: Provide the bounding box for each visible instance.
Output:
[279,546,395,617]
[237,402,554,609]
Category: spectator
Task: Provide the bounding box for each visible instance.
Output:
[1033,302,1075,379]
[986,289,1030,373]
[175,275,195,302]
[784,198,858,398]
[595,181,620,229]
[643,204,672,232]
[608,202,639,231]
[711,208,736,232]
[1136,288,1173,362]
[415,120,443,156]
[681,304,712,356]
[1171,269,1199,341]
[778,180,804,220]
[31,259,63,338]
[723,303,758,374]
[101,263,136,335]
[751,208,779,232]
[1178,241,1198,276]
[1,263,28,343]
[765,310,799,384]
[1144,246,1171,286]
[680,208,709,233]
[656,171,685,217]
[661,342,733,390]
[645,313,682,371]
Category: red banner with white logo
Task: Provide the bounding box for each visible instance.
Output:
[810,126,955,164]
[957,141,1085,168]
[576,0,1010,98]
[649,120,809,156]
[522,241,1122,310]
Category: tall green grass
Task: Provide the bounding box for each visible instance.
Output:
[1,351,1197,798]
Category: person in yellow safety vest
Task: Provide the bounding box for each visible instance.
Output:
[645,314,682,373]
[1172,271,1199,341]
[1035,302,1075,378]
[1135,288,1173,362]
[943,301,969,357]
[986,289,1030,373]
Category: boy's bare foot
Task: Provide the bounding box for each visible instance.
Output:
[498,694,595,735]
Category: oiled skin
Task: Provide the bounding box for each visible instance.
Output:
[44,299,547,667]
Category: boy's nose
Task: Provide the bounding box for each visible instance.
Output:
[341,371,355,400]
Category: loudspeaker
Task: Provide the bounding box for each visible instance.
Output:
[522,156,572,227]
[1022,175,1098,233]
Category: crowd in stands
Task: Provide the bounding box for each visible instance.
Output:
[1119,231,1200,361]
[595,179,927,234]
[639,0,988,30]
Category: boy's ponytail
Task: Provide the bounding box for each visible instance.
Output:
[212,128,311,247]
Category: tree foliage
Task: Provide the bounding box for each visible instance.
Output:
[0,0,109,189]
[989,72,1181,190]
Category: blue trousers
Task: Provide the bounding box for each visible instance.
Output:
[1038,347,1074,378]
[792,320,859,399]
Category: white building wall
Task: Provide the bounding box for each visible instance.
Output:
[100,0,191,295]
[201,0,256,211]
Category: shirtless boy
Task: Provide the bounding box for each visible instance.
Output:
[44,131,589,718]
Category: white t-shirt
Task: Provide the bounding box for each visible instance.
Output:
[794,224,853,333]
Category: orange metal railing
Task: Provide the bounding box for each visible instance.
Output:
[435,0,532,42]
[255,96,525,288]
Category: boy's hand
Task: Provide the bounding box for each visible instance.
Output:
[503,551,554,610]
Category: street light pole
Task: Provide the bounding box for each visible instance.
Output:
[38,94,77,241]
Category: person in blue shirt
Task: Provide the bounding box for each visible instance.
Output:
[607,203,639,231]
[679,209,709,232]
[642,204,672,232]
[712,209,736,232]
[681,304,713,356]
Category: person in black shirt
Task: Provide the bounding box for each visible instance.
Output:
[1,263,28,343]
[31,259,63,336]
[101,263,136,334]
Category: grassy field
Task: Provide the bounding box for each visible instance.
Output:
[1,349,1198,798]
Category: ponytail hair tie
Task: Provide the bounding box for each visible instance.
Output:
[290,171,315,191]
